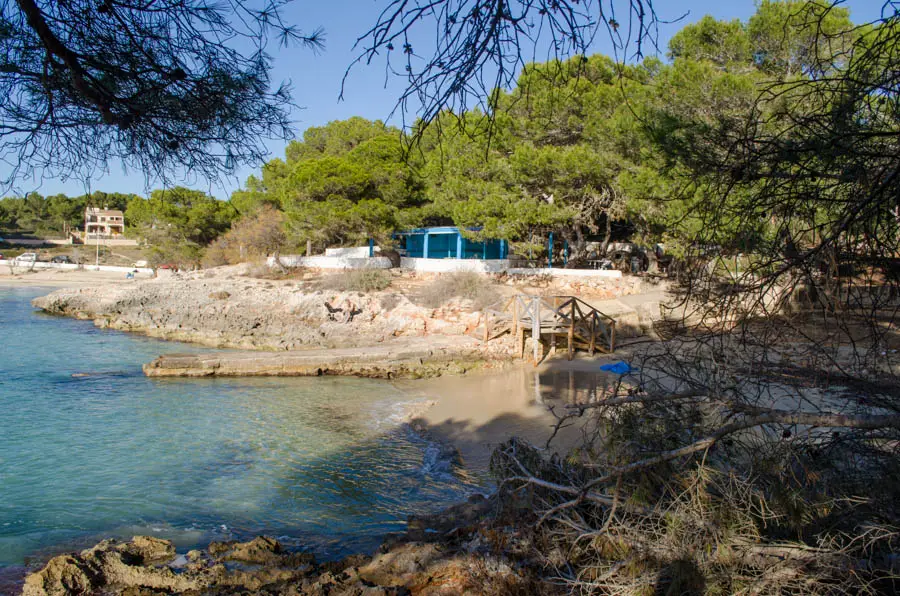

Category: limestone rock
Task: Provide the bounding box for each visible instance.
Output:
[217,535,282,564]
[30,267,496,353]
[22,554,96,596]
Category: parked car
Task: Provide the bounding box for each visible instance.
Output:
[0,253,4,260]
[13,252,38,265]
[50,255,74,264]
[132,260,148,268]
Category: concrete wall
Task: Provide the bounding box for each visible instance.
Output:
[506,267,623,279]
[324,246,379,258]
[80,238,139,247]
[399,258,624,278]
[400,257,510,273]
[268,255,393,270]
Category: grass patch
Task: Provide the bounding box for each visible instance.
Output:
[317,269,393,293]
[418,272,500,309]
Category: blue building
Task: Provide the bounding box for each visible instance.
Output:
[396,227,508,260]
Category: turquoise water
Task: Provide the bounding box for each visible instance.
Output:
[0,286,480,574]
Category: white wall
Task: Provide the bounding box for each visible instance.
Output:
[398,258,622,277]
[400,257,510,273]
[268,255,393,270]
[81,238,139,247]
[324,246,379,258]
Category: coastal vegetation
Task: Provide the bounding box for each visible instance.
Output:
[9,0,900,593]
[0,1,865,268]
[317,269,394,293]
[418,272,501,310]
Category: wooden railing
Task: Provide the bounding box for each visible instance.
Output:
[481,295,616,362]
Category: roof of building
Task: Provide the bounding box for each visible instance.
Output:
[86,207,124,216]
[397,226,496,235]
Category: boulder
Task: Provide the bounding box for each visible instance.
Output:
[22,555,96,596]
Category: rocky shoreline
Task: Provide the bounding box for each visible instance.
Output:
[31,268,488,349]
[32,266,520,378]
[22,493,545,596]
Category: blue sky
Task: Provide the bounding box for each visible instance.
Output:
[4,0,886,200]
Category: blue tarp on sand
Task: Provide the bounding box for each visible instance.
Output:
[599,361,634,375]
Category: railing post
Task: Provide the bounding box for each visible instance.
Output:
[550,297,558,355]
[513,298,523,358]
[512,298,519,338]
[567,302,575,360]
[532,297,540,365]
[609,320,616,352]
[589,313,597,355]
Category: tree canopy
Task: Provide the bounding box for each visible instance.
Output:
[0,0,323,187]
[231,117,426,249]
[125,187,236,266]
[227,1,874,268]
[0,190,138,236]
[1,0,667,189]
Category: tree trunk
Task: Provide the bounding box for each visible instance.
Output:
[646,245,660,275]
[600,215,612,256]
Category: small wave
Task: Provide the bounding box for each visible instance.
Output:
[363,398,437,434]
[397,423,465,482]
[420,441,456,478]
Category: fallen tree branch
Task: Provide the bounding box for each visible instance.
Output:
[583,409,900,492]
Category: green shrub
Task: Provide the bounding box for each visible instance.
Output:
[418,272,500,309]
[241,260,309,280]
[317,269,393,293]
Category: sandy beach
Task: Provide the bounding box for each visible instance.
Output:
[0,268,152,287]
[398,354,624,472]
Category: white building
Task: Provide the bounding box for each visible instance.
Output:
[84,207,125,239]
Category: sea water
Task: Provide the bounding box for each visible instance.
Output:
[0,286,480,575]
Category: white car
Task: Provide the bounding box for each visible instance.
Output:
[13,252,38,265]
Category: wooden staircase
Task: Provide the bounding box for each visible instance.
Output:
[480,295,617,363]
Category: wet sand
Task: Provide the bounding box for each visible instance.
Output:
[397,354,627,473]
